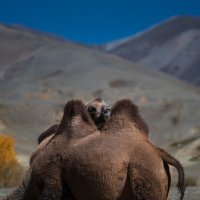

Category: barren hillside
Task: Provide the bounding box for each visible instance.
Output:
[103,16,200,86]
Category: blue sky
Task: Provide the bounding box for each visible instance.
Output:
[0,0,199,44]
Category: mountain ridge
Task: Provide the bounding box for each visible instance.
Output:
[101,15,200,86]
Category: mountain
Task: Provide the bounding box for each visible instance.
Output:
[102,16,200,86]
[0,23,200,187]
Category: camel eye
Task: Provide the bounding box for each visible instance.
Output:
[88,106,97,113]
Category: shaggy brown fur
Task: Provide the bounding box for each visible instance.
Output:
[54,99,96,138]
[108,98,149,136]
[37,98,110,144]
[108,99,185,199]
[24,99,185,200]
[37,124,58,144]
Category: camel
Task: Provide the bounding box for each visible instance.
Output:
[2,98,110,200]
[23,99,185,200]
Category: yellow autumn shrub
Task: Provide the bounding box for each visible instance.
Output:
[0,134,23,188]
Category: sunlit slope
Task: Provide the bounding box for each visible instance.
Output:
[103,16,200,86]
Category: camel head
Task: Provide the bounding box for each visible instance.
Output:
[86,98,111,129]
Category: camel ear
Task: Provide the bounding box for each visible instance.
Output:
[63,99,92,124]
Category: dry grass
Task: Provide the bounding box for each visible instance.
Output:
[109,79,130,88]
[162,100,182,126]
[170,137,197,148]
[171,115,180,126]
[189,145,200,162]
[185,176,198,187]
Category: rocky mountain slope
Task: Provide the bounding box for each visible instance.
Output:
[0,23,200,187]
[103,16,200,86]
